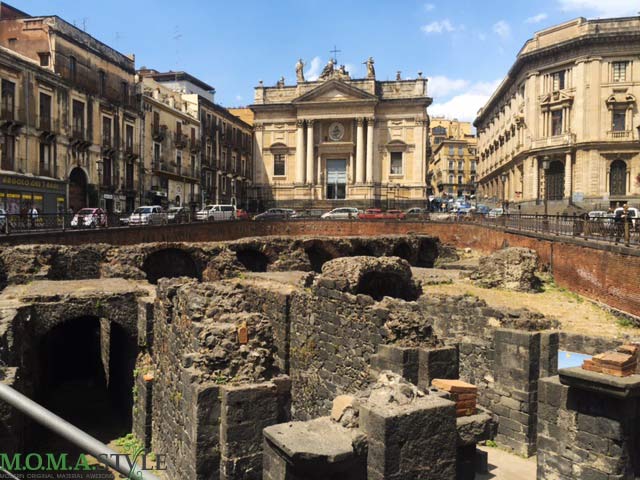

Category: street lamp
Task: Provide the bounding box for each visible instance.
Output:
[542,156,551,217]
[500,173,507,212]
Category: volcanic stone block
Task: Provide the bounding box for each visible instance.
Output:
[417,345,459,390]
[370,345,420,384]
[359,394,457,480]
[219,377,291,480]
[262,417,367,480]
[537,374,640,479]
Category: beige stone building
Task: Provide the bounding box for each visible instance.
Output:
[475,17,640,212]
[430,136,478,198]
[430,117,473,147]
[138,74,200,208]
[0,3,143,214]
[250,59,431,209]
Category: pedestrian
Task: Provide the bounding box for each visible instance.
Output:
[28,205,39,229]
[614,207,624,244]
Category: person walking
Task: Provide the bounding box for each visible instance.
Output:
[28,205,39,229]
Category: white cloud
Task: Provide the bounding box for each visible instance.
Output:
[492,20,511,38]
[235,95,243,101]
[429,79,501,122]
[424,3,435,11]
[525,13,548,23]
[421,19,456,34]
[558,0,640,17]
[304,56,322,81]
[477,32,487,41]
[428,76,470,98]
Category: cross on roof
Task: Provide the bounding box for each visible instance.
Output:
[330,45,341,64]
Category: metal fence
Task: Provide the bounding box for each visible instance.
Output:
[0,211,638,247]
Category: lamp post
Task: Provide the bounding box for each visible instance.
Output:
[542,156,551,230]
[500,173,507,212]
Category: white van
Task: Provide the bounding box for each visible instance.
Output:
[207,204,236,221]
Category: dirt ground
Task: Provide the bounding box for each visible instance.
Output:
[414,250,640,340]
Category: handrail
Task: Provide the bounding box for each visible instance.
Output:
[0,382,160,480]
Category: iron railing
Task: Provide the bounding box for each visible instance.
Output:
[0,210,638,247]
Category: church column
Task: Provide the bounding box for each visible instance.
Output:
[366,118,375,183]
[295,120,305,184]
[356,118,365,183]
[306,120,315,184]
[565,152,572,199]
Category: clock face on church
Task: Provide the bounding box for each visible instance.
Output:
[328,122,345,141]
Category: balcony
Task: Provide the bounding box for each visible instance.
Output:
[607,130,634,141]
[531,132,576,150]
[124,142,140,158]
[0,107,26,132]
[174,132,188,149]
[189,137,201,153]
[37,115,58,133]
[152,124,167,142]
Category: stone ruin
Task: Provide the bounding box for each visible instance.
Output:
[0,234,638,479]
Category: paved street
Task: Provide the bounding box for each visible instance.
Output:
[477,447,536,480]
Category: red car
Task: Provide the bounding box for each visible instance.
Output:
[358,209,406,220]
[235,209,250,220]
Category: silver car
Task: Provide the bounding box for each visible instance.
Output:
[128,206,167,226]
[321,207,360,220]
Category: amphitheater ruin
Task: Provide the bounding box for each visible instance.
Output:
[0,222,639,480]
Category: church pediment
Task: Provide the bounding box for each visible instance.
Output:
[293,79,378,104]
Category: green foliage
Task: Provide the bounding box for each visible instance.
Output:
[485,440,498,448]
[617,316,635,328]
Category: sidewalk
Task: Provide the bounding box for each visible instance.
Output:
[477,446,536,480]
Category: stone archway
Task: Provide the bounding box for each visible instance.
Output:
[69,167,88,211]
[141,248,201,284]
[305,244,336,273]
[34,316,136,453]
[610,160,627,196]
[236,249,270,272]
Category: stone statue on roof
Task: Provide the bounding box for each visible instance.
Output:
[319,58,335,80]
[364,57,375,79]
[296,58,305,83]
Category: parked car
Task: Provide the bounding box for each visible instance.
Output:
[0,208,6,229]
[321,207,360,220]
[487,208,504,218]
[196,204,236,221]
[358,209,406,220]
[70,208,108,228]
[253,208,296,220]
[474,204,491,215]
[293,209,326,219]
[235,209,250,220]
[167,206,190,224]
[128,206,167,226]
[405,207,426,219]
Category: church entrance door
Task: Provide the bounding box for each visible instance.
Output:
[326,159,347,200]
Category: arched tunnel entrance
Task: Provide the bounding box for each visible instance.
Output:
[305,244,336,273]
[391,242,413,262]
[236,249,270,272]
[141,248,201,284]
[33,316,137,455]
[357,272,418,301]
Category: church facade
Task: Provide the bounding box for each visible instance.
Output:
[250,60,432,209]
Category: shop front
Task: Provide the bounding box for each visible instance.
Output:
[0,172,66,215]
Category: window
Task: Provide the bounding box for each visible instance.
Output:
[72,100,84,137]
[432,126,446,136]
[612,108,626,132]
[551,110,563,136]
[176,151,182,174]
[458,160,464,170]
[448,174,454,184]
[470,160,477,172]
[102,116,112,147]
[121,81,128,103]
[551,71,565,91]
[1,134,15,170]
[448,145,455,156]
[458,147,464,156]
[190,154,196,177]
[274,154,286,176]
[39,142,53,176]
[125,124,134,151]
[153,142,161,164]
[232,154,237,172]
[38,52,50,67]
[434,137,442,145]
[613,62,628,83]
[102,157,112,186]
[98,70,106,96]
[69,56,77,81]
[390,152,403,175]
[448,160,454,170]
[458,175,463,185]
[39,93,51,130]
[1,79,15,117]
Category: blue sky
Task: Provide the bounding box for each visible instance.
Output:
[10,0,640,121]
